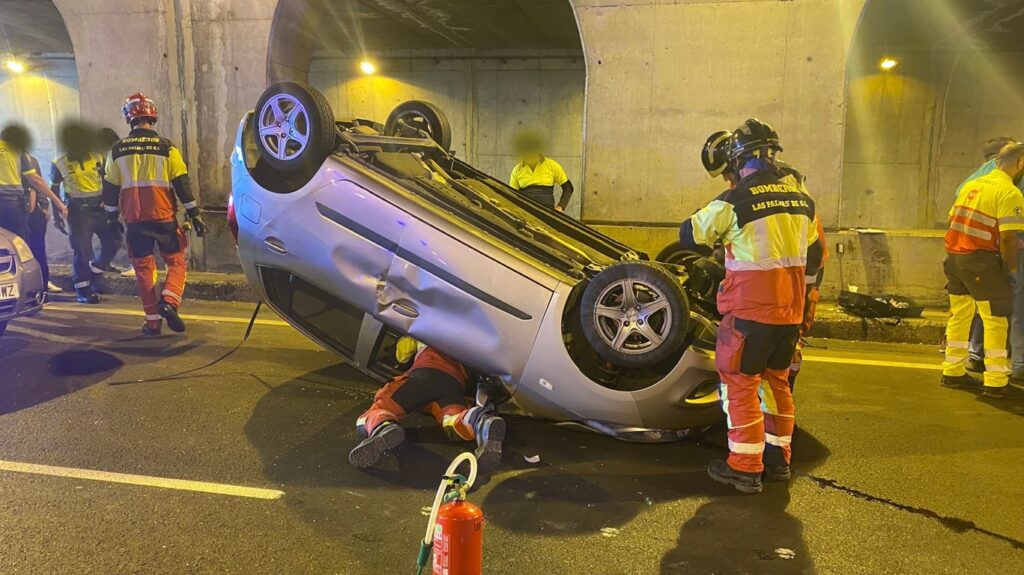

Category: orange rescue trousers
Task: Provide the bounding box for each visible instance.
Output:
[357,367,476,441]
[716,315,799,474]
[126,221,188,320]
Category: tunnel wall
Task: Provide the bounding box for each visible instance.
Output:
[309,55,585,218]
[0,58,80,264]
[842,50,1024,230]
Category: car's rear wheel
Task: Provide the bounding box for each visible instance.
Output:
[580,261,689,368]
[252,82,336,177]
[384,100,452,150]
[655,241,707,266]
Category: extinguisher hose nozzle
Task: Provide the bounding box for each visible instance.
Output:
[415,541,431,575]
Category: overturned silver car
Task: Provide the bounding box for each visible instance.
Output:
[229,83,723,441]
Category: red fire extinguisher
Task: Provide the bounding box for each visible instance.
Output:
[416,452,483,575]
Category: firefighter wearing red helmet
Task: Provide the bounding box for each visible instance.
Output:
[680,119,825,494]
[102,92,207,335]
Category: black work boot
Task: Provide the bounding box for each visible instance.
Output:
[472,413,506,473]
[158,299,186,333]
[707,459,763,494]
[941,373,982,389]
[348,422,405,469]
[966,358,985,373]
[763,465,791,482]
[142,319,163,336]
[981,385,1024,400]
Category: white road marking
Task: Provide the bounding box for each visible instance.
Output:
[44,303,290,327]
[0,460,284,500]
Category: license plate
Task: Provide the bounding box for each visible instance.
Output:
[0,282,18,301]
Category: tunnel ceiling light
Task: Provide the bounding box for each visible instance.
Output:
[359,59,376,75]
[4,59,26,74]
[879,56,899,72]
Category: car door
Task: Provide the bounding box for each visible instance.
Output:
[375,216,554,384]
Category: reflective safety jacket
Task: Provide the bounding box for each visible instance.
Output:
[102,128,195,223]
[0,139,37,200]
[681,167,821,325]
[946,169,1024,254]
[51,152,103,199]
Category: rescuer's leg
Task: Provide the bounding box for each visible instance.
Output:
[759,324,799,482]
[941,256,982,389]
[350,377,411,468]
[427,401,506,473]
[708,315,766,494]
[156,225,188,333]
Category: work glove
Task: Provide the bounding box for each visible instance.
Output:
[53,211,67,235]
[187,209,207,238]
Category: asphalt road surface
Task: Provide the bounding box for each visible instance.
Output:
[0,297,1021,574]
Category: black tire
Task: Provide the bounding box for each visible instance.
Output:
[655,241,710,266]
[384,100,452,150]
[580,261,689,368]
[252,82,336,176]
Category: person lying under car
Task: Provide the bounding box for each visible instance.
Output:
[349,338,506,472]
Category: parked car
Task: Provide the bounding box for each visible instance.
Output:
[229,82,724,442]
[0,228,45,336]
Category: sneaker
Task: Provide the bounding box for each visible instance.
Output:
[90,261,128,274]
[941,374,983,389]
[707,459,763,494]
[966,358,985,373]
[472,414,506,473]
[981,385,1024,400]
[75,292,101,305]
[142,319,163,336]
[158,299,186,333]
[46,281,63,293]
[120,266,136,278]
[348,422,405,468]
[763,465,791,482]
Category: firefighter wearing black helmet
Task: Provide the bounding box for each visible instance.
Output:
[680,119,825,494]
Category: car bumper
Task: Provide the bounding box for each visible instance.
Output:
[0,257,45,323]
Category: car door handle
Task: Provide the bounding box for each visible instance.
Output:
[263,237,287,255]
[391,301,419,318]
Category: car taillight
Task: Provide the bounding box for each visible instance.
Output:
[227,194,239,246]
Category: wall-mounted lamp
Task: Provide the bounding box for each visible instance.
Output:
[878,56,899,72]
[4,59,26,74]
[359,59,376,75]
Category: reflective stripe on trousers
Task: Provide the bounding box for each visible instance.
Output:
[943,294,1010,387]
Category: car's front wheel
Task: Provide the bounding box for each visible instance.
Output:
[580,261,690,368]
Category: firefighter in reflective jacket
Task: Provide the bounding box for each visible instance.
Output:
[350,339,506,473]
[941,143,1024,400]
[680,119,824,494]
[700,129,828,391]
[102,93,207,335]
